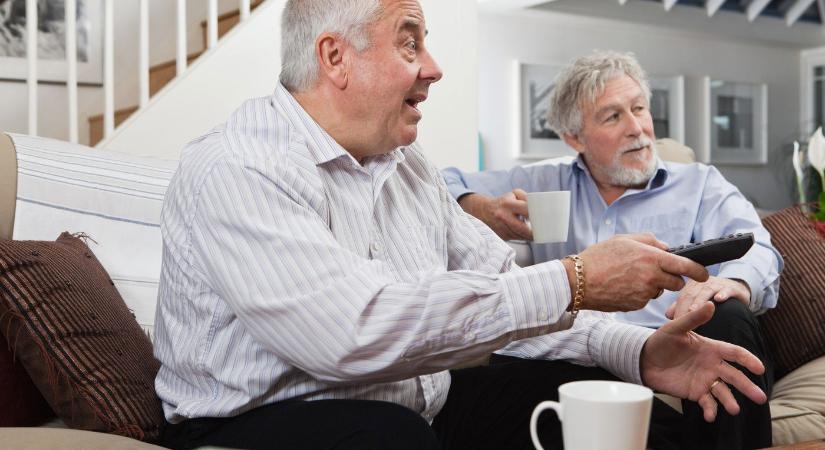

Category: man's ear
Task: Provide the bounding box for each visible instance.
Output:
[562,132,586,155]
[316,32,348,89]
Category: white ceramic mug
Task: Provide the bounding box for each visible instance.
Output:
[530,380,653,450]
[526,191,570,244]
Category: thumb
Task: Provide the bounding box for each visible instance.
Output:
[513,188,528,201]
[661,301,715,335]
[665,302,676,320]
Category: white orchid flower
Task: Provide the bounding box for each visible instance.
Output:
[793,141,806,204]
[807,127,825,182]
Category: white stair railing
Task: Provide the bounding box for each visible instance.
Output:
[176,0,187,76]
[139,0,150,108]
[26,0,37,136]
[66,0,79,143]
[24,0,255,143]
[103,0,114,139]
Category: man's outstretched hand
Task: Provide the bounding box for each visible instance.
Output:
[640,302,767,422]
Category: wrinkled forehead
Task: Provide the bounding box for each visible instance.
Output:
[375,0,426,29]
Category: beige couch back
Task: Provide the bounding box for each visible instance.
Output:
[0,133,17,240]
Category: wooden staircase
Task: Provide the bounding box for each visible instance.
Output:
[89,0,262,146]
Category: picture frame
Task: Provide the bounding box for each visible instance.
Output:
[512,60,574,160]
[706,79,768,165]
[0,0,103,84]
[648,75,685,144]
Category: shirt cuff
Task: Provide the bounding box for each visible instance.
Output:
[500,260,573,340]
[589,320,655,384]
[718,261,764,312]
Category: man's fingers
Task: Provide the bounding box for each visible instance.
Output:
[504,218,532,240]
[718,343,767,382]
[661,301,715,335]
[513,189,528,201]
[720,361,768,405]
[697,393,718,423]
[658,252,709,283]
[711,382,740,417]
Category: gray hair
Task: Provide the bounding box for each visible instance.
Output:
[280,0,381,92]
[547,51,651,137]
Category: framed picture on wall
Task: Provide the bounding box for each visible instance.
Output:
[0,0,103,84]
[512,61,574,160]
[706,79,768,165]
[648,75,685,144]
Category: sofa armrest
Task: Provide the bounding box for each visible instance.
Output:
[0,132,17,240]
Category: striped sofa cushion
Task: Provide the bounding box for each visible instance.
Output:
[759,206,825,378]
[0,233,164,441]
[8,133,178,339]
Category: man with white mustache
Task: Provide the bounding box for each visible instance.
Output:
[443,51,782,449]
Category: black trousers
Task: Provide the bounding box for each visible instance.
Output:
[161,301,772,450]
[678,299,774,449]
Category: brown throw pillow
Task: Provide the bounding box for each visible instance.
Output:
[760,206,825,378]
[0,232,165,441]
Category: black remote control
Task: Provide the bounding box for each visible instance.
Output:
[667,233,754,266]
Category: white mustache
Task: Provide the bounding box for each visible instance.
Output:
[618,137,653,153]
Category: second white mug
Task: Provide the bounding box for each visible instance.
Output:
[525,190,571,244]
[530,380,653,450]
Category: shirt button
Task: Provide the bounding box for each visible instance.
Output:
[370,241,383,253]
[539,308,548,321]
[605,219,612,225]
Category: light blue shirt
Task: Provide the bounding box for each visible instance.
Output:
[443,156,783,328]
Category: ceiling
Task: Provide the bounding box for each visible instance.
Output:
[638,0,822,26]
[478,0,825,47]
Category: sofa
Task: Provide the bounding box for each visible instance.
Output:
[0,132,824,448]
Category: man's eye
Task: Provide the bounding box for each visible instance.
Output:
[604,113,619,123]
[406,40,417,51]
[633,106,646,113]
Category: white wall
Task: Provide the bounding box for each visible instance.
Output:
[0,0,246,146]
[417,0,478,170]
[101,0,479,171]
[478,9,800,210]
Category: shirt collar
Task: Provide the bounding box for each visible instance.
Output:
[271,83,406,168]
[572,153,670,191]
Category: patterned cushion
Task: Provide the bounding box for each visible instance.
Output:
[0,233,165,441]
[759,206,825,378]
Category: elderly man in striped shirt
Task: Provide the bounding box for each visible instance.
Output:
[153,1,768,449]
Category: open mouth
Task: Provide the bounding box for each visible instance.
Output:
[405,94,427,112]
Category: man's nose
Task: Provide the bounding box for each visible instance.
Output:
[420,50,443,83]
[625,113,643,137]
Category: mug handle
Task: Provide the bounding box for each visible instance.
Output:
[530,400,562,450]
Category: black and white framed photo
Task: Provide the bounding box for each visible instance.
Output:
[0,0,102,83]
[648,75,685,144]
[706,78,768,165]
[512,61,574,160]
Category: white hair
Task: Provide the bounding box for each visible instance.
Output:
[547,51,651,137]
[279,0,381,92]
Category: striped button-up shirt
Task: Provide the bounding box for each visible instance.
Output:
[153,83,653,423]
